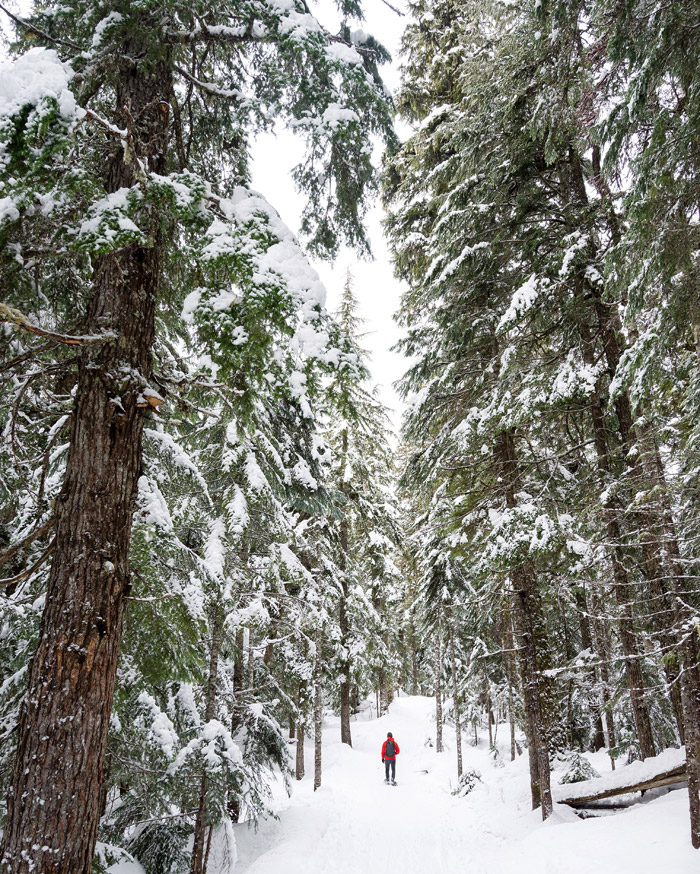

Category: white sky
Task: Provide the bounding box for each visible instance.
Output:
[251,0,409,429]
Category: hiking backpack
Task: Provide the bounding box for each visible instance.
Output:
[385,739,396,758]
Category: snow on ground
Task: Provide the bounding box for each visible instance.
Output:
[233,695,698,874]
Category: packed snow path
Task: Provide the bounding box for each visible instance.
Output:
[234,696,697,874]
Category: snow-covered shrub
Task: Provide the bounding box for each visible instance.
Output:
[490,747,504,768]
[451,768,482,797]
[558,752,600,784]
[93,842,142,874]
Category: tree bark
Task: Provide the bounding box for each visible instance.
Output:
[591,587,617,770]
[247,630,255,692]
[435,620,443,753]
[295,722,305,781]
[410,615,419,695]
[573,586,606,751]
[579,325,656,760]
[648,441,700,847]
[503,610,518,762]
[497,429,552,819]
[571,151,668,760]
[0,44,170,874]
[233,627,245,695]
[314,626,323,792]
[448,619,463,778]
[338,504,352,747]
[378,667,389,716]
[191,604,224,874]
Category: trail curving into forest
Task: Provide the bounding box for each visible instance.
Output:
[232,697,696,874]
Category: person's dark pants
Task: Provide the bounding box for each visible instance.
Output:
[385,758,396,781]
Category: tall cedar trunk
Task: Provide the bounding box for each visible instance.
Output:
[314,626,323,791]
[509,688,516,761]
[338,564,352,743]
[203,827,214,874]
[247,630,255,692]
[573,587,606,750]
[570,152,659,758]
[338,581,352,745]
[580,325,656,759]
[503,613,517,761]
[295,722,305,781]
[640,548,685,742]
[511,566,552,817]
[378,665,389,716]
[233,628,245,694]
[487,693,493,750]
[497,429,552,818]
[435,621,443,753]
[649,442,700,846]
[227,552,248,826]
[591,587,617,770]
[338,431,353,746]
[635,424,687,744]
[0,46,170,874]
[448,619,463,778]
[588,140,700,837]
[191,605,224,874]
[410,616,419,695]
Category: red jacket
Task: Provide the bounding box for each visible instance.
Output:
[382,739,400,760]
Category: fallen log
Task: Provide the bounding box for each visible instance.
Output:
[554,746,687,808]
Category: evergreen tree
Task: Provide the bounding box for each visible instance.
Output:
[0,1,394,869]
[323,270,401,743]
[385,0,700,832]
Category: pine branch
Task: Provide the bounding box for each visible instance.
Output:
[0,304,117,347]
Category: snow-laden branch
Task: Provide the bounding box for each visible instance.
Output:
[0,304,118,347]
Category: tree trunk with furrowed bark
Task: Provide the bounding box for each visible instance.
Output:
[496,428,552,819]
[0,43,171,874]
[434,618,444,753]
[191,604,224,874]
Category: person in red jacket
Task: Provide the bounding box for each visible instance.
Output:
[381,732,400,784]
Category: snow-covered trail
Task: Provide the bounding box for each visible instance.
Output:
[235,696,499,874]
[233,696,697,874]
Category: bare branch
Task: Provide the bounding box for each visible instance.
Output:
[0,340,59,374]
[0,1,83,50]
[0,517,56,571]
[379,0,406,16]
[0,541,55,588]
